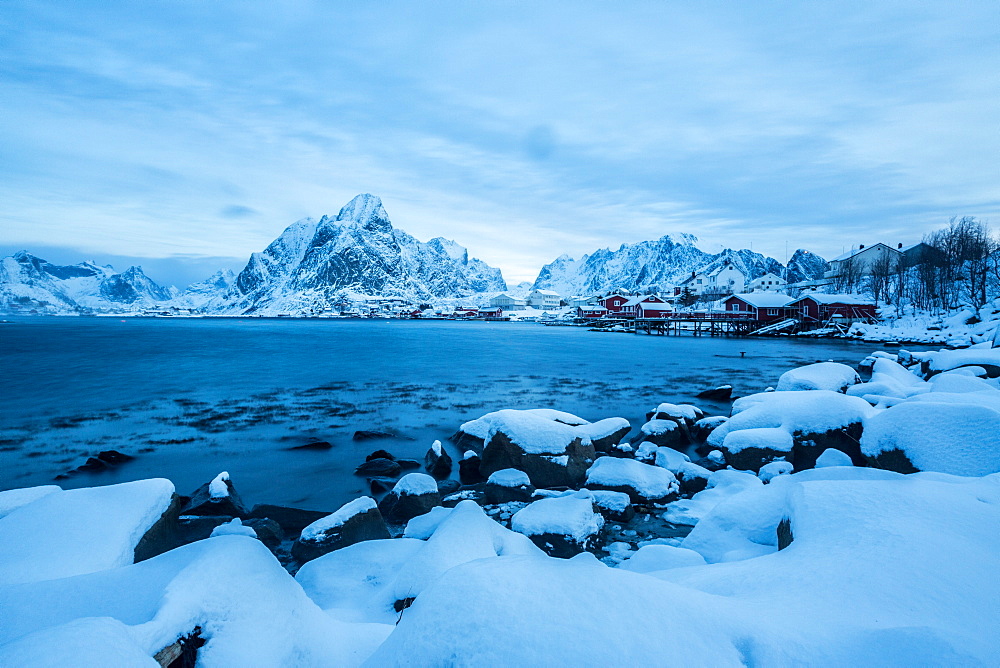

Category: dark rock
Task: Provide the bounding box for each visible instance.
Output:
[449,430,485,456]
[691,417,728,443]
[610,443,635,458]
[134,493,184,562]
[77,457,109,472]
[355,458,402,477]
[97,450,135,465]
[693,456,727,472]
[176,515,231,544]
[366,449,396,461]
[777,518,794,550]
[181,475,249,518]
[425,442,453,479]
[790,423,866,471]
[244,518,283,549]
[697,385,733,401]
[865,447,920,474]
[459,453,486,485]
[590,492,635,523]
[480,431,596,489]
[354,431,396,442]
[525,531,600,559]
[393,597,416,613]
[636,421,687,449]
[291,504,391,563]
[441,489,483,508]
[676,471,710,496]
[367,476,397,495]
[378,480,443,523]
[289,441,333,451]
[720,445,784,473]
[437,479,462,495]
[247,504,331,535]
[484,480,535,505]
[396,459,421,470]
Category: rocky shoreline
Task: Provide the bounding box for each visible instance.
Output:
[2,344,1000,664]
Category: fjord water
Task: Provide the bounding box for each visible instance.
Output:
[0,318,874,511]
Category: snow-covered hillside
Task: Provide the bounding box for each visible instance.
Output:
[532,235,827,296]
[0,252,173,315]
[207,194,507,314]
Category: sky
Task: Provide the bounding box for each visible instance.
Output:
[2,1,998,287]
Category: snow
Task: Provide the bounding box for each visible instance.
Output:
[815,448,853,468]
[391,472,438,496]
[511,493,604,542]
[575,417,630,440]
[924,348,1000,374]
[208,471,230,498]
[708,390,875,447]
[459,408,588,441]
[775,362,859,392]
[211,518,257,538]
[589,489,631,513]
[620,545,707,573]
[487,468,531,488]
[0,617,159,667]
[430,440,442,456]
[402,506,453,540]
[0,485,60,520]
[482,410,593,454]
[846,357,928,401]
[861,402,1000,476]
[0,479,174,585]
[757,460,793,482]
[662,470,762,525]
[300,496,378,543]
[585,457,679,499]
[651,403,701,421]
[640,419,679,435]
[722,427,793,454]
[0,536,391,665]
[729,292,794,308]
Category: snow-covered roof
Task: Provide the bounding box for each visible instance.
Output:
[638,303,673,311]
[792,293,874,305]
[830,243,899,262]
[727,293,793,308]
[621,295,662,307]
[579,305,608,312]
[750,272,785,283]
[531,289,560,296]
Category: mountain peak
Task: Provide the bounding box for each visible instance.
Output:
[336,194,390,234]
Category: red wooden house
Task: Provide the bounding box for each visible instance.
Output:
[478,307,503,318]
[788,294,877,323]
[721,293,794,322]
[636,302,674,319]
[621,294,669,318]
[577,305,610,318]
[599,294,630,313]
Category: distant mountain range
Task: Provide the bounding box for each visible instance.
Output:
[0,193,829,315]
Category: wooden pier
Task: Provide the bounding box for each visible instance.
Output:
[581,314,773,337]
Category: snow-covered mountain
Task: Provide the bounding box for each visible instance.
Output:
[209,194,507,314]
[0,252,173,314]
[532,235,828,296]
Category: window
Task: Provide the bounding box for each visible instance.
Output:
[731,303,740,311]
[696,279,702,284]
[767,309,778,316]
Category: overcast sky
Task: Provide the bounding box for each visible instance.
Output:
[2,1,998,287]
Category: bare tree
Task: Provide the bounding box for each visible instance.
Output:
[834,254,863,294]
[868,251,896,306]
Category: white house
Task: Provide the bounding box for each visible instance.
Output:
[527,289,562,309]
[674,262,747,297]
[748,272,787,292]
[490,293,527,311]
[826,243,900,278]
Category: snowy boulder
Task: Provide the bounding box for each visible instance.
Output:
[654,447,712,496]
[620,544,706,573]
[511,492,605,557]
[576,417,632,452]
[637,419,685,448]
[635,441,658,464]
[696,385,733,401]
[452,408,590,454]
[919,348,1000,378]
[708,391,874,471]
[847,358,928,402]
[646,402,704,426]
[585,457,679,504]
[0,484,61,520]
[459,450,486,484]
[424,440,452,479]
[776,362,861,393]
[758,460,794,483]
[0,478,176,585]
[861,401,1000,475]
[720,428,793,472]
[692,415,727,442]
[589,489,634,522]
[210,518,257,538]
[485,469,535,504]
[292,496,390,563]
[378,473,443,523]
[479,410,597,488]
[180,471,248,518]
[815,448,854,468]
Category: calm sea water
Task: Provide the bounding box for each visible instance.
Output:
[0,317,882,510]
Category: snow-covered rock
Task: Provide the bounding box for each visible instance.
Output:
[0,485,60,520]
[815,448,854,468]
[377,474,443,524]
[776,362,860,393]
[511,493,605,557]
[484,469,534,504]
[586,456,679,504]
[0,479,175,585]
[292,496,390,562]
[620,544,707,573]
